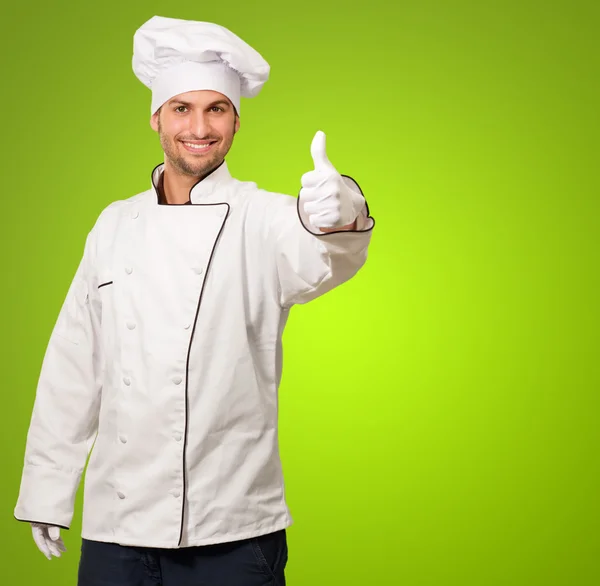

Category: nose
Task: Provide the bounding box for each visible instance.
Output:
[188,110,212,139]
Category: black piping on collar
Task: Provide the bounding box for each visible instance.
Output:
[150,159,227,206]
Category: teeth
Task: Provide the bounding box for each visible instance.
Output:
[184,142,212,149]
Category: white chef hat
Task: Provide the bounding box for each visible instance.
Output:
[132,16,270,115]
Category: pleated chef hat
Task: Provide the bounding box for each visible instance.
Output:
[132,16,270,115]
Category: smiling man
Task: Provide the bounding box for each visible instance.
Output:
[14,14,375,586]
[154,93,240,204]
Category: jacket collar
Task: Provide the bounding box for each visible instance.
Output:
[151,159,233,204]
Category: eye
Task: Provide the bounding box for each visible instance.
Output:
[175,106,187,113]
[210,106,224,112]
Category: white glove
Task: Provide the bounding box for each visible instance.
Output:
[31,523,67,560]
[299,130,365,231]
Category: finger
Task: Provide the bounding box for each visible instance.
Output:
[303,197,334,215]
[301,170,321,188]
[32,526,44,546]
[310,218,333,231]
[304,184,337,203]
[48,526,60,541]
[31,527,52,560]
[48,527,60,541]
[36,537,52,559]
[301,169,332,191]
[47,539,62,558]
[300,169,319,189]
[310,210,336,228]
[301,189,332,210]
[310,130,334,172]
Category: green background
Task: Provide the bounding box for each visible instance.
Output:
[1,0,598,584]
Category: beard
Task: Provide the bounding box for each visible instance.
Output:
[158,117,237,178]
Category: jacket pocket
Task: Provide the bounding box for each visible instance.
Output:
[96,273,115,341]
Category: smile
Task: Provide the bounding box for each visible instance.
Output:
[181,141,216,153]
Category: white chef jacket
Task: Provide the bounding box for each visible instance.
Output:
[14,160,375,548]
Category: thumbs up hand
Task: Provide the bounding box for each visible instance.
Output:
[299,131,365,232]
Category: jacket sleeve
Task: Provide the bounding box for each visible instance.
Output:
[14,225,103,530]
[270,175,375,308]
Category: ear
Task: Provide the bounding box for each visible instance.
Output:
[234,115,240,134]
[150,112,159,132]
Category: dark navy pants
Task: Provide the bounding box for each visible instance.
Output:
[77,529,288,586]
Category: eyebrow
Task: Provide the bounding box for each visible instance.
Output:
[169,99,231,108]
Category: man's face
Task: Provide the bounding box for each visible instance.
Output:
[150,90,240,177]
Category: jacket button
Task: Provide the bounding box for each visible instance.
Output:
[132,210,139,219]
[117,491,126,499]
[172,375,182,385]
[119,435,127,443]
[173,432,182,442]
[184,323,191,330]
[193,266,204,275]
[125,267,133,274]
[172,490,181,498]
[126,321,136,330]
[123,376,131,386]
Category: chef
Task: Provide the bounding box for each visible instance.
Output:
[14,15,375,586]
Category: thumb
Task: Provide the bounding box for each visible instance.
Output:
[48,526,60,541]
[310,130,334,171]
